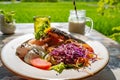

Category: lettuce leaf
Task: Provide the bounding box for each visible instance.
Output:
[50,62,65,73]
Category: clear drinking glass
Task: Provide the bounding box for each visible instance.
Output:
[33,16,51,33]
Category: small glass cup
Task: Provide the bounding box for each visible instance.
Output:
[33,16,51,33]
[68,10,93,35]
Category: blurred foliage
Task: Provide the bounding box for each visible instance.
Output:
[97,0,120,43]
[97,0,120,16]
[0,0,11,1]
[21,0,58,2]
[0,0,16,2]
[0,10,15,23]
[0,0,58,2]
[59,0,99,1]
[0,0,100,2]
[109,26,120,43]
[111,26,120,33]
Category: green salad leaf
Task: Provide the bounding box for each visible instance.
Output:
[50,62,66,73]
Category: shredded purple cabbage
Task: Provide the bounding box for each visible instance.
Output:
[50,43,88,64]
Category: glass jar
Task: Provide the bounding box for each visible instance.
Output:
[68,10,93,35]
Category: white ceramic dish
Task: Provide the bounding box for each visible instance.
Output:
[0,33,109,80]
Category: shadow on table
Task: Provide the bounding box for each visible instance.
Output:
[85,66,116,80]
[0,66,25,80]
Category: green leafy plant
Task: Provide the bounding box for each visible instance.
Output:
[97,0,119,16]
[97,0,120,43]
[21,0,58,2]
[109,26,120,43]
[0,10,15,23]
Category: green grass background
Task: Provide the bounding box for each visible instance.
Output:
[0,2,120,38]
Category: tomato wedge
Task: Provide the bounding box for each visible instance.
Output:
[30,58,51,70]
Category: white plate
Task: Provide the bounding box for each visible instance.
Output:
[0,33,109,80]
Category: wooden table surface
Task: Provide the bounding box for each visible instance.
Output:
[0,23,120,80]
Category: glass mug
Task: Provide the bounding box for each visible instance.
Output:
[68,10,93,35]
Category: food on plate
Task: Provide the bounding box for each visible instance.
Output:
[16,27,98,73]
[30,58,51,70]
[16,16,98,73]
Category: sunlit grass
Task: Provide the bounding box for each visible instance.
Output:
[0,2,97,22]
